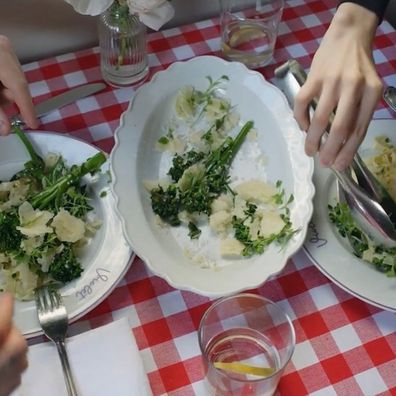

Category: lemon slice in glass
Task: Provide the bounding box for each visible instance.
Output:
[214,362,276,377]
[229,27,266,47]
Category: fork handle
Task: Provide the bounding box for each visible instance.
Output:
[56,340,78,396]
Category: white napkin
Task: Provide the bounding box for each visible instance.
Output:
[13,318,152,396]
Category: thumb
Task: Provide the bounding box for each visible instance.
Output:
[0,293,14,346]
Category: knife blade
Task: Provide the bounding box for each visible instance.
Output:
[34,82,107,118]
[13,82,107,124]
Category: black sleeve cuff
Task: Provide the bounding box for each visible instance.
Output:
[338,0,390,23]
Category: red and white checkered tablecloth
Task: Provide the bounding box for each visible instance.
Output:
[22,0,396,395]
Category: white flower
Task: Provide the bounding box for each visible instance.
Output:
[129,0,174,30]
[64,0,174,30]
[64,0,113,15]
[127,0,167,13]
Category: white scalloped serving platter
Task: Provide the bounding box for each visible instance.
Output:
[111,55,314,297]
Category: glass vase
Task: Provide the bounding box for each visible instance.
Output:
[98,3,149,87]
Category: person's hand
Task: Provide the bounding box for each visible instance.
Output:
[294,3,383,171]
[0,293,28,396]
[0,35,38,135]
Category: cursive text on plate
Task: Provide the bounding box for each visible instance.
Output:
[75,268,111,301]
[308,221,327,248]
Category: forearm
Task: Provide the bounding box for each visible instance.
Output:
[330,3,378,48]
[338,0,390,23]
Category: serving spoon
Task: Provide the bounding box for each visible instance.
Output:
[274,59,396,248]
[383,86,396,113]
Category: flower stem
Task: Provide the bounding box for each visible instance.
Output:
[111,0,131,69]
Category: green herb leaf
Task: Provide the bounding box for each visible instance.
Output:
[188,222,201,239]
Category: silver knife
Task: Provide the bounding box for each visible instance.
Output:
[13,82,107,124]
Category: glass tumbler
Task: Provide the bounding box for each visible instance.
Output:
[98,2,149,87]
[198,293,295,396]
[219,0,284,68]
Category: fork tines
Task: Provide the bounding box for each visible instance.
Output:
[35,285,69,340]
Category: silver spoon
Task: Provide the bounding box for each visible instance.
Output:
[274,59,396,248]
[351,153,396,227]
[383,86,396,112]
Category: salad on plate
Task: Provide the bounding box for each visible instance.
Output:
[328,135,396,277]
[0,126,106,300]
[110,55,314,296]
[146,76,298,268]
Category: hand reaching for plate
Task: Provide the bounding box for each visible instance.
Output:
[0,35,38,135]
[294,3,383,171]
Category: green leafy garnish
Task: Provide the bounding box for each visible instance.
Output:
[329,202,396,276]
[48,244,83,283]
[232,200,298,257]
[0,211,23,253]
[328,202,368,257]
[168,150,205,182]
[151,185,181,226]
[188,222,201,239]
[158,136,169,145]
[150,121,254,230]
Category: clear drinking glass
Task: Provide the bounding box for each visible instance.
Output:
[98,2,149,87]
[219,0,284,68]
[198,293,295,396]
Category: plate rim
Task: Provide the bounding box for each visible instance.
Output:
[0,131,134,337]
[110,55,315,297]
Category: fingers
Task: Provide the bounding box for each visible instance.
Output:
[332,79,382,170]
[0,106,11,135]
[0,293,28,396]
[0,293,13,345]
[0,35,38,132]
[0,326,28,396]
[294,79,319,132]
[0,377,22,396]
[0,86,16,106]
[10,80,38,130]
[305,84,338,158]
[317,77,362,167]
[0,327,28,371]
[294,69,381,171]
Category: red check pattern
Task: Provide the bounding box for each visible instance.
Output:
[22,1,396,395]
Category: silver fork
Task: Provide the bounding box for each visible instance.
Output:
[35,285,78,396]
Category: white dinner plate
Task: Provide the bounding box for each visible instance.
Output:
[304,119,396,312]
[110,55,315,297]
[0,132,133,337]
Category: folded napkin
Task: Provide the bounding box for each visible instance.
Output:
[13,318,152,396]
